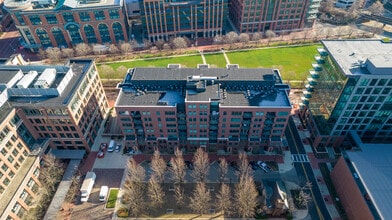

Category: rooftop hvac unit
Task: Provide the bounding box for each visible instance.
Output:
[34,68,56,89]
[16,70,38,89]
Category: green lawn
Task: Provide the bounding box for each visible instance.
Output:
[98,44,320,82]
[203,53,228,68]
[106,188,119,209]
[226,45,319,81]
[102,55,203,70]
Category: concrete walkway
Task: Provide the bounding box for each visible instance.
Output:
[199,50,207,64]
[222,49,230,65]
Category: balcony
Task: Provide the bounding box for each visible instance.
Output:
[303,90,312,98]
[309,70,320,79]
[317,48,328,56]
[312,63,322,71]
[307,77,317,86]
[315,56,325,64]
[209,125,218,130]
[305,84,314,92]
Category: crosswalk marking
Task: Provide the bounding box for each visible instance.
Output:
[291,154,310,163]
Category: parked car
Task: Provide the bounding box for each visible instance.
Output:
[107,140,115,152]
[127,149,135,155]
[115,144,121,152]
[185,161,194,170]
[100,143,107,151]
[257,161,270,173]
[249,161,259,170]
[230,161,240,171]
[97,150,105,158]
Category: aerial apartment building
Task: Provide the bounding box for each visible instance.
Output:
[4,0,129,51]
[140,0,228,41]
[0,55,108,219]
[229,0,319,33]
[115,65,291,154]
[299,39,392,150]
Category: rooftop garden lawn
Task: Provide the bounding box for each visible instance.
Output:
[226,45,319,81]
[98,44,320,82]
[101,54,203,71]
[203,53,228,68]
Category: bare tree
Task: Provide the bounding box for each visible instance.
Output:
[170,148,186,184]
[189,182,211,215]
[213,35,224,45]
[61,48,74,58]
[124,158,146,216]
[323,27,335,39]
[252,33,262,45]
[151,149,166,183]
[239,33,250,46]
[116,66,128,79]
[172,37,188,52]
[108,44,120,54]
[215,183,232,216]
[120,42,132,55]
[192,148,210,182]
[224,31,239,48]
[46,47,62,62]
[127,158,146,183]
[143,39,152,50]
[174,184,185,208]
[368,1,384,15]
[218,158,228,183]
[237,152,252,182]
[123,180,145,216]
[265,30,276,46]
[99,64,115,80]
[154,40,165,50]
[147,175,165,208]
[163,43,171,50]
[74,43,92,56]
[38,48,46,59]
[235,175,258,218]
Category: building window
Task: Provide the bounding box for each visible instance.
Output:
[51,27,67,48]
[79,12,91,22]
[98,23,111,43]
[36,28,52,48]
[109,9,120,19]
[45,14,58,24]
[29,15,42,25]
[112,22,124,42]
[84,24,97,44]
[66,24,83,44]
[94,11,105,20]
[62,12,75,22]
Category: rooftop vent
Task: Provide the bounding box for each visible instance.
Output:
[16,70,38,89]
[197,64,210,69]
[226,64,239,69]
[167,64,181,69]
[34,68,56,89]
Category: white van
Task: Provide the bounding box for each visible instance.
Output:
[99,186,109,202]
[108,140,115,152]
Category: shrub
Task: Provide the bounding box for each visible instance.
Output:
[117,207,129,218]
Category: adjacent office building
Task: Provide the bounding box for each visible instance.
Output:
[0,55,109,219]
[299,39,392,149]
[4,0,129,51]
[229,0,319,33]
[140,0,228,41]
[115,65,291,154]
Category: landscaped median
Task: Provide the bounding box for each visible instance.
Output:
[106,188,119,209]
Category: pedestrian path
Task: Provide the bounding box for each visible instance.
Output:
[291,154,310,163]
[198,49,207,64]
[222,49,230,64]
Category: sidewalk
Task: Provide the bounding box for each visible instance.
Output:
[290,114,341,220]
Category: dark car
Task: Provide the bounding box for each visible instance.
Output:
[185,161,194,170]
[249,161,259,170]
[230,161,240,171]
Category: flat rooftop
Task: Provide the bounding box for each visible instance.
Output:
[347,143,392,220]
[116,66,291,108]
[0,59,94,107]
[322,39,392,76]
